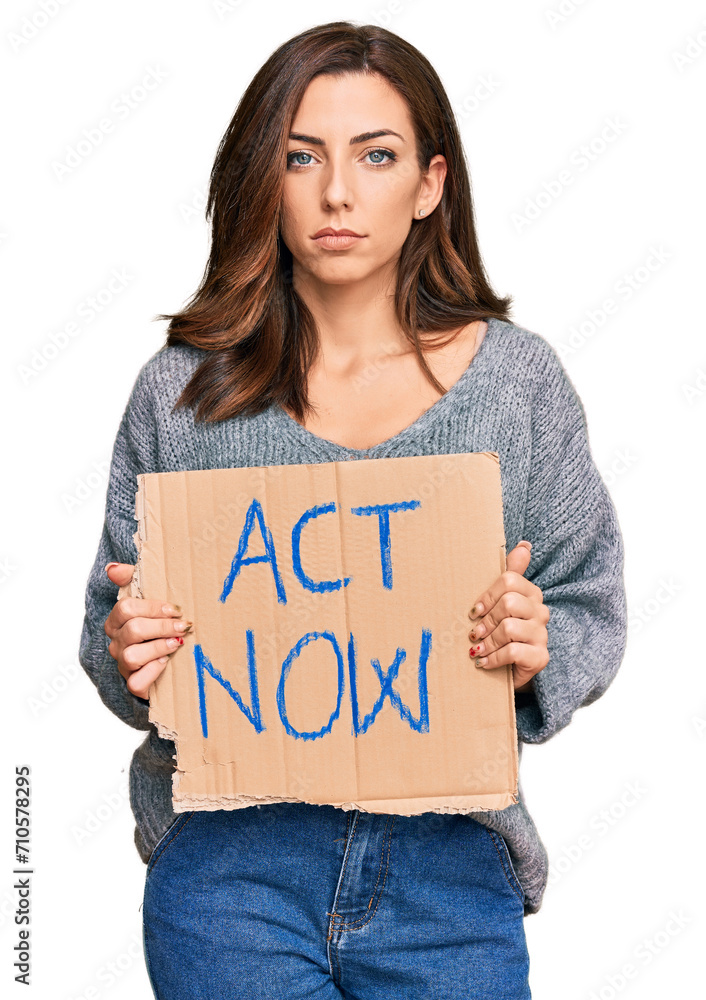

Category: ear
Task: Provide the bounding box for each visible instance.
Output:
[417,154,447,215]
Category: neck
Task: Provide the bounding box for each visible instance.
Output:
[293,265,412,370]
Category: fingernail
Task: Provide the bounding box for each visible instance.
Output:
[162,604,182,616]
[158,655,169,663]
[477,656,488,666]
[105,562,119,571]
[166,637,180,648]
[173,621,192,632]
[470,602,484,617]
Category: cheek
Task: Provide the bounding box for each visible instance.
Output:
[280,187,308,238]
[364,206,414,257]
[367,183,415,231]
[279,218,307,259]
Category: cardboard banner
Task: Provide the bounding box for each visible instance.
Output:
[123,452,518,815]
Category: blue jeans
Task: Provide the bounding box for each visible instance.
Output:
[142,802,531,999]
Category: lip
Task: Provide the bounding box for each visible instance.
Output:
[313,227,364,238]
[315,235,364,250]
[312,228,366,250]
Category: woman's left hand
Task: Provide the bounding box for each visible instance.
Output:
[468,540,549,694]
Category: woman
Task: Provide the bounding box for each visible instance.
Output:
[80,21,627,1000]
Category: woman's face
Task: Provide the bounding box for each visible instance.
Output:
[280,71,445,288]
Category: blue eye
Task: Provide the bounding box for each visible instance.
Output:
[287,151,314,168]
[286,147,397,170]
[366,148,396,165]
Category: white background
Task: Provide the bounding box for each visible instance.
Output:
[2,1,704,997]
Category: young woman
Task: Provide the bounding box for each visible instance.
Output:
[80,21,627,1000]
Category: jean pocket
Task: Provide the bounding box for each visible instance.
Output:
[145,811,196,877]
[485,829,526,904]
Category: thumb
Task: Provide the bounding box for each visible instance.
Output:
[506,540,532,577]
[105,562,135,588]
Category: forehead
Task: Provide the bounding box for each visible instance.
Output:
[291,72,412,134]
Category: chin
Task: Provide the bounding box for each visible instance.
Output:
[303,259,368,280]
[319,268,373,285]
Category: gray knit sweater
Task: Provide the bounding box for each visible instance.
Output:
[78,316,627,916]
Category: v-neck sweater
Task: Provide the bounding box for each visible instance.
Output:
[78,315,628,916]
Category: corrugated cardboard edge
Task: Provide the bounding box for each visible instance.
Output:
[169,791,518,814]
[118,475,180,751]
[496,533,520,810]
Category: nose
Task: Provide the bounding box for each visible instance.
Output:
[320,151,354,211]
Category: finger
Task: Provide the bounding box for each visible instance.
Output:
[105,562,135,588]
[469,570,542,623]
[123,654,173,700]
[469,614,545,660]
[120,614,192,645]
[505,541,532,577]
[472,639,548,680]
[468,592,542,644]
[111,596,185,630]
[117,636,185,678]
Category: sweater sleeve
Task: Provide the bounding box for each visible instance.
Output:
[78,362,160,731]
[514,342,627,744]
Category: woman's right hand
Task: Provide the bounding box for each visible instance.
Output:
[103,562,193,700]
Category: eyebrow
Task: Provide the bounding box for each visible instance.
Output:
[288,129,406,146]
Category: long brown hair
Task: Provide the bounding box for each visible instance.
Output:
[158,20,512,423]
